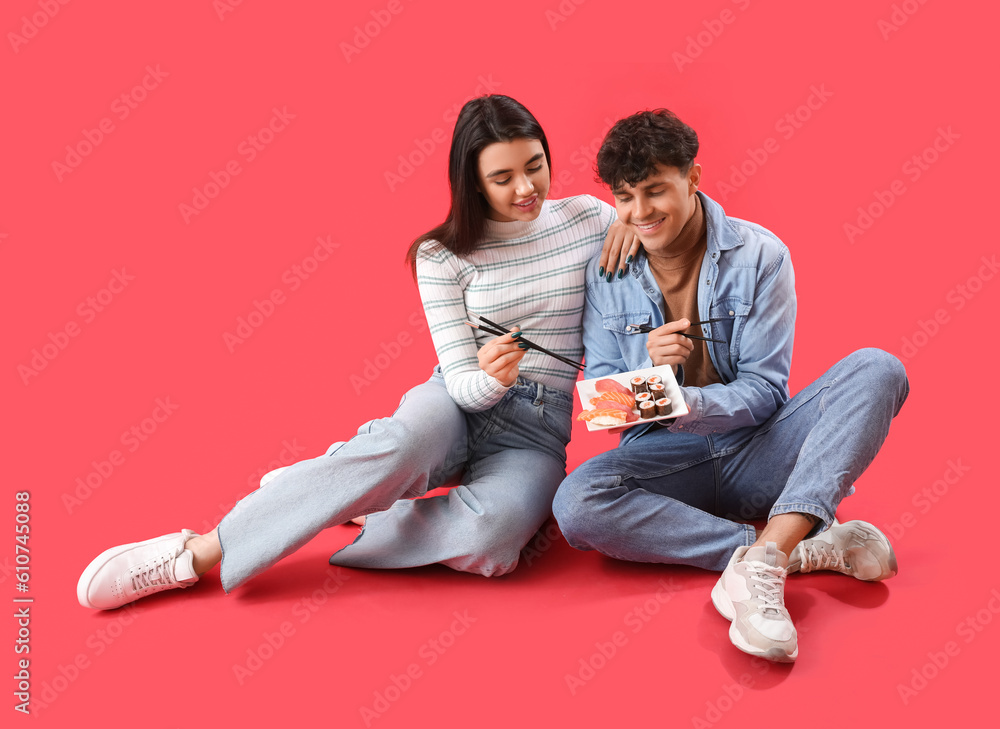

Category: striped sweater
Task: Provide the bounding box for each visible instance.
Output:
[416,195,616,412]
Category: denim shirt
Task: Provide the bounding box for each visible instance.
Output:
[582,191,796,445]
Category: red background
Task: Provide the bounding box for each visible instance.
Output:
[3,0,997,726]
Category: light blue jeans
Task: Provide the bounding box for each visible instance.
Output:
[217,369,572,592]
[552,348,909,571]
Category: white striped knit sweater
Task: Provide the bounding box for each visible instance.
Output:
[416,195,615,412]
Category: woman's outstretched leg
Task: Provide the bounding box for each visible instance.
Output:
[331,380,572,576]
[330,446,564,576]
[77,374,467,609]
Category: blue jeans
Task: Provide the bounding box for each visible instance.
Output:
[552,348,909,571]
[217,370,573,592]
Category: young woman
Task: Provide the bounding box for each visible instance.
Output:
[77,94,638,609]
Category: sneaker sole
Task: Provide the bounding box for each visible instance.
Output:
[77,532,188,609]
[728,624,798,662]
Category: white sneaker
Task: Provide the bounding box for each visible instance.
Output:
[77,530,200,610]
[712,542,797,662]
[788,520,897,581]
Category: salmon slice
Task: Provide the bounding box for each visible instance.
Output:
[595,378,631,395]
[590,391,636,408]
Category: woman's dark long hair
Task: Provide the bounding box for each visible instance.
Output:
[405,95,551,275]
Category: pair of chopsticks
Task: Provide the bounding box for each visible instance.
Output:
[625,318,726,344]
[465,315,585,372]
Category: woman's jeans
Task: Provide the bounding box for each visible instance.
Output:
[552,348,910,571]
[217,370,573,592]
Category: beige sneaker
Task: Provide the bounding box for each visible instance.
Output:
[788,520,897,581]
[77,530,200,610]
[712,542,797,662]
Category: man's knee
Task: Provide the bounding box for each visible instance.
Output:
[552,472,603,551]
[849,347,909,409]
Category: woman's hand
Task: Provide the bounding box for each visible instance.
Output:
[647,319,695,371]
[598,221,642,282]
[477,326,527,387]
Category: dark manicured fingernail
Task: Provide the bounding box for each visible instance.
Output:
[599,266,605,277]
[517,342,529,349]
[510,331,523,338]
[617,268,626,279]
[605,271,613,283]
[626,254,633,264]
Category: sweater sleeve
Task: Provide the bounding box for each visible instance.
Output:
[415,243,510,412]
[590,195,617,242]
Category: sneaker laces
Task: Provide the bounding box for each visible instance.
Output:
[129,551,179,593]
[746,561,787,616]
[799,542,848,573]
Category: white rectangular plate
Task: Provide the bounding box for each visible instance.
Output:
[575,364,690,431]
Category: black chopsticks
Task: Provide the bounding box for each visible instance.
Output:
[466,315,585,372]
[625,319,727,344]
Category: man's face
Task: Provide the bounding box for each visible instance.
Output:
[612,163,702,254]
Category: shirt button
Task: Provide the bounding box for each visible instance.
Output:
[728,310,735,316]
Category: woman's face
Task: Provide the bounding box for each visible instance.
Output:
[476,138,550,222]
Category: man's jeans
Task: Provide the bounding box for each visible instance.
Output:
[553,348,909,571]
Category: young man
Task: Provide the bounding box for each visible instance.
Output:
[553,109,909,663]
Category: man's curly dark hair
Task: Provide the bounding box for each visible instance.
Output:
[596,109,699,190]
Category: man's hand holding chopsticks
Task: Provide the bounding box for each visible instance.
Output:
[477,326,527,387]
[647,318,695,373]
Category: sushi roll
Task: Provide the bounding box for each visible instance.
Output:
[635,392,653,404]
[639,401,656,419]
[630,376,648,394]
[646,375,663,388]
[655,397,671,417]
[649,383,666,397]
